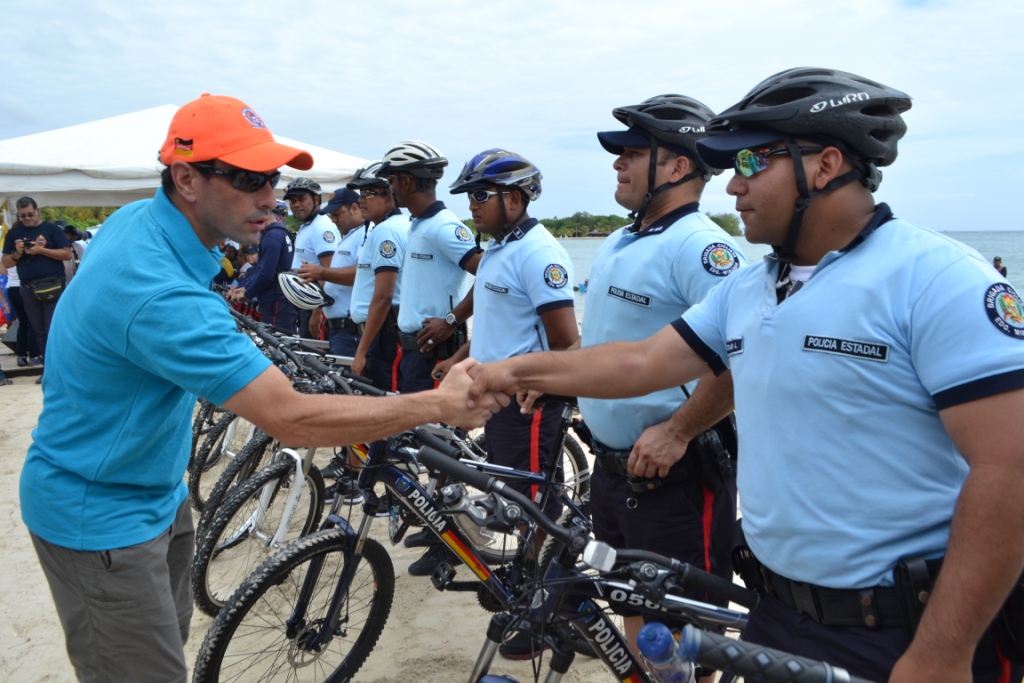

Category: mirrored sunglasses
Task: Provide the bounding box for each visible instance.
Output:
[467,189,499,203]
[734,146,825,178]
[359,189,386,199]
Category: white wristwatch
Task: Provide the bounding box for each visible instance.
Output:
[444,312,458,326]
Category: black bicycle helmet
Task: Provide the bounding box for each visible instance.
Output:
[701,67,911,170]
[696,67,912,270]
[347,161,390,190]
[598,94,719,231]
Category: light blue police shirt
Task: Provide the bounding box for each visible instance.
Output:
[397,201,481,333]
[676,204,1024,588]
[292,213,340,268]
[350,212,409,324]
[469,219,575,364]
[20,188,272,551]
[322,224,365,319]
[579,204,746,449]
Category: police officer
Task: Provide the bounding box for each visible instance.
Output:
[376,141,482,393]
[228,201,299,332]
[579,96,747,662]
[297,188,366,357]
[347,162,408,392]
[470,68,1024,683]
[284,177,340,339]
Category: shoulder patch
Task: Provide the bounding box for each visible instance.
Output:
[701,243,740,276]
[323,230,337,244]
[379,240,397,259]
[455,225,474,243]
[544,264,569,289]
[985,283,1024,339]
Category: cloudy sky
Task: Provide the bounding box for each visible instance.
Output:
[2,0,1021,229]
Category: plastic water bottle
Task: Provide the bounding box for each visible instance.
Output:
[637,622,695,683]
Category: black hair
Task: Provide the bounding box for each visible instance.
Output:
[15,196,38,210]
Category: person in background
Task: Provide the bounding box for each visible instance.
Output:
[238,245,258,280]
[1,196,72,382]
[228,201,299,333]
[3,243,42,367]
[994,256,1008,277]
[284,177,340,339]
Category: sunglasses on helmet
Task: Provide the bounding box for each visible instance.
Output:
[191,163,281,193]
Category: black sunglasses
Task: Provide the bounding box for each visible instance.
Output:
[191,163,281,193]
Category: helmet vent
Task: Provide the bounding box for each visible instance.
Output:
[756,87,817,106]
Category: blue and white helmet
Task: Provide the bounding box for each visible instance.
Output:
[377,141,448,179]
[449,149,543,202]
[277,271,334,310]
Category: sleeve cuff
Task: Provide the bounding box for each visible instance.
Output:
[671,319,728,376]
[933,369,1024,410]
[536,299,574,315]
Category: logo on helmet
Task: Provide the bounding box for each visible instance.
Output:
[241,108,267,129]
[544,264,569,289]
[985,283,1024,339]
[678,126,706,134]
[809,93,870,113]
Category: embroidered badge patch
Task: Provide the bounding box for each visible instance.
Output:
[985,283,1024,339]
[608,285,651,307]
[803,335,889,362]
[484,282,509,295]
[242,108,267,129]
[544,264,568,288]
[323,231,336,244]
[726,338,744,355]
[455,226,474,242]
[702,243,740,276]
[380,240,397,258]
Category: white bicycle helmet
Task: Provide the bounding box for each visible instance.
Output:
[377,140,448,179]
[277,271,335,310]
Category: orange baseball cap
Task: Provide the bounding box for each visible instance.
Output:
[160,93,313,171]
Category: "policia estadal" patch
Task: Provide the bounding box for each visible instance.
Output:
[985,283,1024,339]
[802,335,889,362]
[608,286,651,307]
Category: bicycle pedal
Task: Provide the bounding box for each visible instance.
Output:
[430,562,457,590]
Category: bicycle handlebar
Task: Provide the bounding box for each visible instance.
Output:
[412,432,587,552]
[615,548,759,610]
[678,625,878,683]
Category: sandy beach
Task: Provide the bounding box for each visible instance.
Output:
[0,347,609,683]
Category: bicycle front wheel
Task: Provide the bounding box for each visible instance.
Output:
[192,459,325,617]
[193,531,395,683]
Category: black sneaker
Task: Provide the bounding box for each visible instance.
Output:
[16,356,28,367]
[498,631,549,660]
[320,456,348,480]
[0,377,12,387]
[402,529,434,548]
[323,480,364,506]
[407,544,457,577]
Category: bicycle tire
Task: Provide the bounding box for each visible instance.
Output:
[192,459,325,617]
[195,431,276,537]
[189,413,256,512]
[193,531,395,683]
[189,398,217,471]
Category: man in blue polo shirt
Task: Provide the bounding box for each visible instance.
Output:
[227,200,298,332]
[20,93,503,683]
[470,69,1024,683]
[377,140,483,393]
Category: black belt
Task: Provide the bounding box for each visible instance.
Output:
[764,568,903,629]
[591,441,631,477]
[327,317,360,333]
[398,331,424,352]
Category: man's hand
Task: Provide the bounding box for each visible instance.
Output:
[467,359,521,408]
[432,356,458,382]
[516,389,545,413]
[309,308,324,338]
[226,286,247,302]
[351,349,368,377]
[628,419,689,479]
[21,238,39,255]
[297,262,321,284]
[438,359,508,427]
[417,317,455,351]
[888,646,971,683]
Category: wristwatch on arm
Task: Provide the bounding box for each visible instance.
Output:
[445,312,457,326]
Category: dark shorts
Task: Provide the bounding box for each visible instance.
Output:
[590,454,736,616]
[743,592,1023,683]
[483,398,564,519]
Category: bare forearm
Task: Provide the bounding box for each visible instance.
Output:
[318,265,356,286]
[662,371,734,441]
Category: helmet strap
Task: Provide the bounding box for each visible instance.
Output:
[629,138,702,231]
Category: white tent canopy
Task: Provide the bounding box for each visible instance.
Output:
[0,105,367,210]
